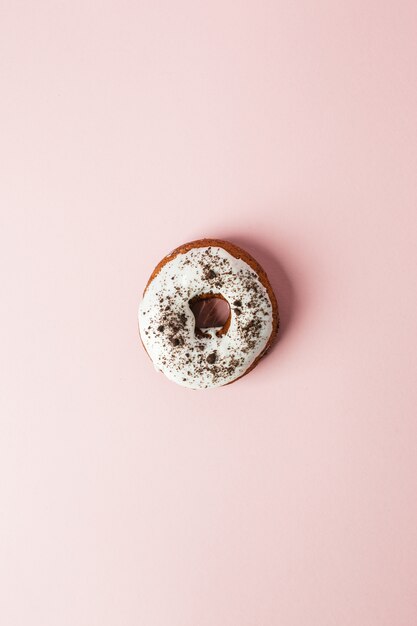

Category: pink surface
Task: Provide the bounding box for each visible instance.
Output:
[1,1,417,625]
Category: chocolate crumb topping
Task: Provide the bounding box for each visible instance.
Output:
[170,336,184,347]
[207,352,217,364]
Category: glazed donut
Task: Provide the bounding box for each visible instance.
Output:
[138,239,279,389]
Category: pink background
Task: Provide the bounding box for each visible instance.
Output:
[1,1,417,625]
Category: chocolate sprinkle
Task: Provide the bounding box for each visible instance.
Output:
[206,352,217,364]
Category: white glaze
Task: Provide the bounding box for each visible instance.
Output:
[138,246,274,389]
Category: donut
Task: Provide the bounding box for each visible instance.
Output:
[138,239,279,389]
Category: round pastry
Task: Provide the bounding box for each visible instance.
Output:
[138,239,279,389]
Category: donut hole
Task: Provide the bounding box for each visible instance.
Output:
[189,295,231,334]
